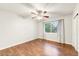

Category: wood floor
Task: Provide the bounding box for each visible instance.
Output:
[0,39,78,56]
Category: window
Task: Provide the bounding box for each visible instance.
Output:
[45,21,58,33]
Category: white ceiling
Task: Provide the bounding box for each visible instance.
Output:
[0,3,76,18]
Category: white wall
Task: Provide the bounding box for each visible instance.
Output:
[0,11,37,50]
[63,15,72,44]
[37,21,44,38]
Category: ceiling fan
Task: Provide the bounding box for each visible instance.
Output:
[31,9,49,20]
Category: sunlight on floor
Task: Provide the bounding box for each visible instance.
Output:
[44,44,60,56]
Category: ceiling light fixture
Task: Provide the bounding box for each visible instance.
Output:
[31,10,49,20]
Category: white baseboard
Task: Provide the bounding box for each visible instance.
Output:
[0,38,36,50]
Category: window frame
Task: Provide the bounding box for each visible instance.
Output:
[44,21,58,33]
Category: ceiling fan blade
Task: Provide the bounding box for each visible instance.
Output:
[43,16,49,18]
[32,16,37,19]
[31,11,38,15]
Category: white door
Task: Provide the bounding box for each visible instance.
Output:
[72,15,78,51]
[77,5,79,53]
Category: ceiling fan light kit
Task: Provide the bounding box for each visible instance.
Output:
[31,10,49,20]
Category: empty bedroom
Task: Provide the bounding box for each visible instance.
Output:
[0,3,79,56]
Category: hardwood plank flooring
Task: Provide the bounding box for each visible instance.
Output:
[0,39,78,56]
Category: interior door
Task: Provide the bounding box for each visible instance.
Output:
[77,15,79,52]
[72,14,78,51]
